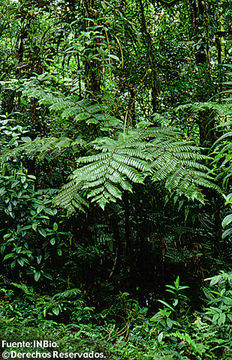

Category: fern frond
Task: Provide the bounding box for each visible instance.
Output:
[1,136,85,161]
[54,134,151,210]
[55,128,217,211]
[7,77,122,130]
[168,331,207,356]
[53,180,89,213]
[147,135,217,200]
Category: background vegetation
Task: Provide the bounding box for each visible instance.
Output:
[0,0,232,358]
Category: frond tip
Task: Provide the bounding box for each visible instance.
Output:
[53,180,89,213]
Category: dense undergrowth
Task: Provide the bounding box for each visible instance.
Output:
[1,273,232,359]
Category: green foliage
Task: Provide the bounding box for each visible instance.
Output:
[1,135,85,162]
[1,75,122,132]
[0,163,71,282]
[1,273,232,359]
[54,128,217,211]
[0,1,232,359]
[212,59,232,242]
[151,276,189,331]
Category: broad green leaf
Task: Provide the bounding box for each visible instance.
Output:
[53,222,58,231]
[158,300,175,311]
[34,271,41,282]
[222,214,232,228]
[38,228,47,238]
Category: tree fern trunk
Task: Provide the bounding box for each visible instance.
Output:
[124,194,131,260]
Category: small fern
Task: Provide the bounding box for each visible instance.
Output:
[168,331,207,356]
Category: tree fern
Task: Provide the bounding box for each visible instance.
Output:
[54,132,152,210]
[54,128,217,211]
[54,179,89,213]
[0,136,86,161]
[1,78,219,212]
[1,76,122,131]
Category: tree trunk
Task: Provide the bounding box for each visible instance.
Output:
[137,0,159,114]
[83,0,101,97]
